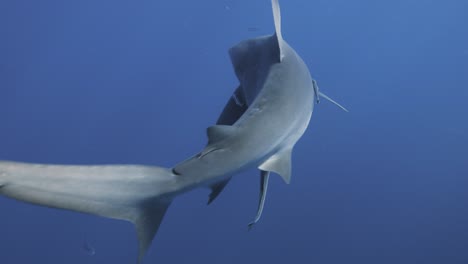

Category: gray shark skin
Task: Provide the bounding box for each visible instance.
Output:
[0,0,346,263]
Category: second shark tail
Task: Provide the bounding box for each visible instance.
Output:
[0,160,178,263]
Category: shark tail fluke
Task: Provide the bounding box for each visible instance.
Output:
[0,160,177,263]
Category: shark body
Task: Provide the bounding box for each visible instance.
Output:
[0,0,346,262]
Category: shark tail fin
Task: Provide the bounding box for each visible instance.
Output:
[272,0,282,41]
[319,91,349,112]
[271,0,285,61]
[0,161,176,264]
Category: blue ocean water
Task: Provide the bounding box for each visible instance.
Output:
[1,0,467,263]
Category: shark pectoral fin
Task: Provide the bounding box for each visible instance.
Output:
[248,170,270,230]
[258,148,292,184]
[134,201,171,264]
[206,125,237,145]
[0,161,176,263]
[207,178,231,205]
[318,91,349,112]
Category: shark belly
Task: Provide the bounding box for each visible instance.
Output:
[173,42,314,191]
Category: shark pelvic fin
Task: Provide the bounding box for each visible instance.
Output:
[248,170,270,230]
[207,178,231,205]
[258,148,292,184]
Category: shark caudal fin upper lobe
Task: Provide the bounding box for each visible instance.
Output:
[0,160,176,263]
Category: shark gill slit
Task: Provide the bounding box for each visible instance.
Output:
[171,168,181,176]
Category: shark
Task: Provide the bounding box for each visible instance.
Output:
[0,0,347,263]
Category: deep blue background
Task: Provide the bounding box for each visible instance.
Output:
[1,0,467,263]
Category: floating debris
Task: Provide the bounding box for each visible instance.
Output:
[82,239,96,256]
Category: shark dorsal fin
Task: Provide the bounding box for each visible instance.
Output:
[258,148,292,184]
[207,125,237,145]
[272,0,284,61]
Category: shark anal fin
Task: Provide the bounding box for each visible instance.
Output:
[207,178,231,205]
[258,148,292,184]
[135,201,171,264]
[248,170,270,230]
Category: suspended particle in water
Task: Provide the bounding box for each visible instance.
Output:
[82,239,96,256]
